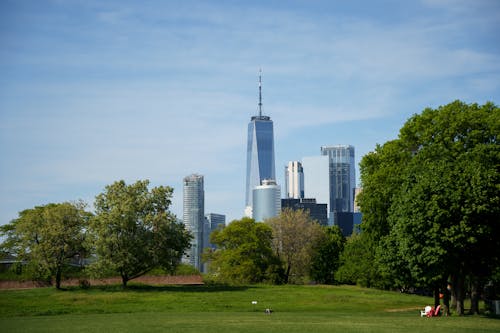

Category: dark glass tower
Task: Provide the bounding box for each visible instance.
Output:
[245,71,276,215]
[320,145,356,214]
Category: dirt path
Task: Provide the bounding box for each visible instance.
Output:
[0,275,203,289]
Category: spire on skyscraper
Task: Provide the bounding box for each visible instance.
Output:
[258,68,263,117]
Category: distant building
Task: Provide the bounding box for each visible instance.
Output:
[245,70,276,217]
[320,145,356,216]
[334,212,354,237]
[203,213,226,273]
[354,187,362,213]
[302,145,356,226]
[281,198,328,226]
[285,161,304,199]
[302,155,330,220]
[353,188,363,233]
[203,213,226,250]
[252,179,281,222]
[183,174,204,271]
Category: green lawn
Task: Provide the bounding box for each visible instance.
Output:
[1,283,498,332]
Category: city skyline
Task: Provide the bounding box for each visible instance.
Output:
[1,1,499,225]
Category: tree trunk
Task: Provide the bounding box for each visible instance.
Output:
[433,285,440,309]
[121,273,128,288]
[285,262,291,284]
[55,268,62,289]
[443,283,451,316]
[469,277,480,315]
[454,274,465,315]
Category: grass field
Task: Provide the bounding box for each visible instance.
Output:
[1,283,499,332]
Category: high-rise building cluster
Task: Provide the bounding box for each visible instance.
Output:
[182,71,362,271]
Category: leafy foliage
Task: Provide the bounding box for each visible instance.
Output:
[204,217,282,284]
[266,209,324,284]
[310,225,345,284]
[0,202,90,288]
[336,233,381,287]
[89,180,191,287]
[358,100,500,313]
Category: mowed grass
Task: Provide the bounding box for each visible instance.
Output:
[0,283,499,333]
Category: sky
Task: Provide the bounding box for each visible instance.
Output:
[1,0,499,225]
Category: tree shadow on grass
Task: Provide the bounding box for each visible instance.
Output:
[82,283,254,293]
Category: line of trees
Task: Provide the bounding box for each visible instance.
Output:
[0,180,192,288]
[203,210,345,285]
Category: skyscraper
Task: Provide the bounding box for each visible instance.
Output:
[302,155,330,213]
[302,145,356,226]
[203,213,226,250]
[183,174,204,271]
[245,70,276,216]
[285,161,304,199]
[320,145,356,215]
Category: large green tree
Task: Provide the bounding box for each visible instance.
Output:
[204,217,282,284]
[336,233,382,288]
[89,180,191,288]
[266,209,324,284]
[358,101,500,315]
[310,225,345,284]
[0,202,90,289]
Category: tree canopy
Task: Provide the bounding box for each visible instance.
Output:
[89,180,191,287]
[310,225,345,284]
[266,208,324,284]
[205,217,282,284]
[0,202,90,289]
[358,100,500,314]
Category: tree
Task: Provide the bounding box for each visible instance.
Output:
[336,233,382,288]
[0,202,90,289]
[266,209,324,284]
[204,217,282,284]
[89,180,191,288]
[358,101,500,314]
[310,225,345,284]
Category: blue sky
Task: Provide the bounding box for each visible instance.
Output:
[1,0,499,225]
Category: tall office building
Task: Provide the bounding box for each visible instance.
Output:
[183,174,204,271]
[245,70,276,217]
[302,145,356,225]
[285,161,304,199]
[302,155,330,214]
[203,213,226,250]
[202,213,226,273]
[320,145,356,215]
[252,179,281,222]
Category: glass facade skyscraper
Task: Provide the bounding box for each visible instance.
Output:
[245,72,276,216]
[203,213,226,250]
[320,145,356,215]
[302,155,330,214]
[302,145,356,226]
[183,174,204,271]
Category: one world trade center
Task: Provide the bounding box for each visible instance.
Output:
[245,70,276,217]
